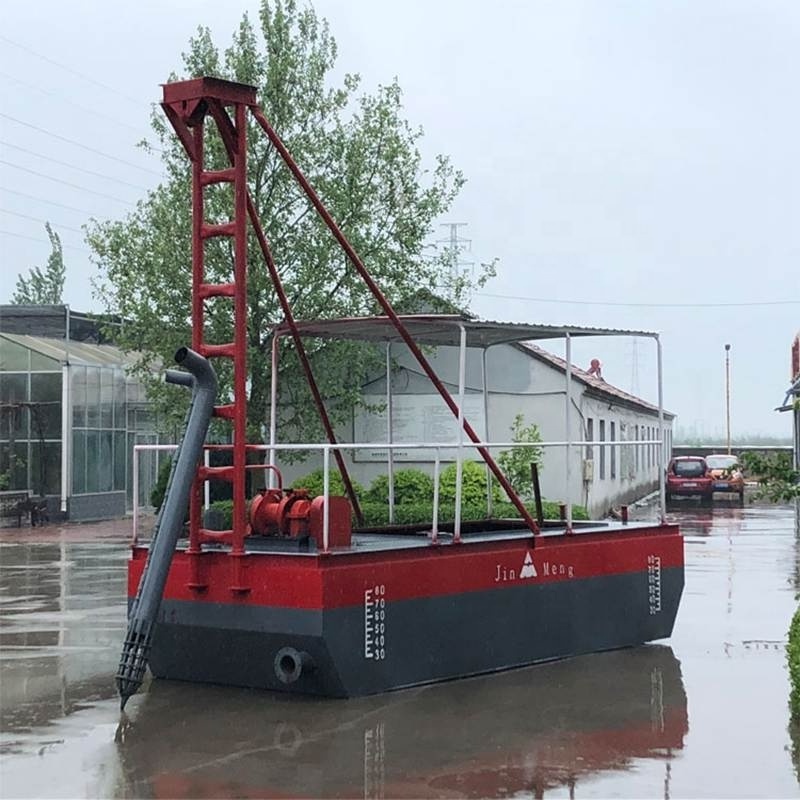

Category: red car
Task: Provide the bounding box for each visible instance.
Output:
[666,456,713,500]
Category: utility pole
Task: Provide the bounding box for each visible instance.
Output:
[725,343,731,454]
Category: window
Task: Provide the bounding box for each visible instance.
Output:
[86,430,100,493]
[599,420,606,479]
[0,338,30,371]
[86,368,100,428]
[30,373,62,439]
[585,418,594,460]
[610,421,616,479]
[30,441,61,495]
[673,459,705,478]
[635,425,640,470]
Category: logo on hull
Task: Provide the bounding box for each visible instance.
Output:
[494,551,537,583]
[520,551,537,579]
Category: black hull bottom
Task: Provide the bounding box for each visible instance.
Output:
[148,567,683,697]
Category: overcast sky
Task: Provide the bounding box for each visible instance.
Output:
[1,0,798,438]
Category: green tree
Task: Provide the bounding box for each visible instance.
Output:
[12,223,65,304]
[740,450,799,502]
[497,414,543,499]
[88,0,492,442]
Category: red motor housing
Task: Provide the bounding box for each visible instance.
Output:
[249,489,352,548]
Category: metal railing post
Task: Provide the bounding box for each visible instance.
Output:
[482,346,492,518]
[454,324,467,543]
[268,333,279,490]
[132,446,139,545]
[386,342,394,524]
[565,333,573,531]
[322,446,330,553]
[657,335,666,523]
[432,448,440,544]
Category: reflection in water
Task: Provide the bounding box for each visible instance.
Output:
[0,540,127,740]
[117,645,687,799]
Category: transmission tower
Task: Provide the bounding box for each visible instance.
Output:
[438,222,474,284]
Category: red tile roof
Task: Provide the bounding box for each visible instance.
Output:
[518,342,675,419]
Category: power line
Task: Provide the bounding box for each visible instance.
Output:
[472,290,800,308]
[0,140,152,191]
[0,69,162,148]
[0,161,135,206]
[0,34,145,106]
[0,112,164,177]
[1,187,97,216]
[0,208,85,235]
[0,228,90,254]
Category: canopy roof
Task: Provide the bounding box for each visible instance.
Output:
[274,315,658,348]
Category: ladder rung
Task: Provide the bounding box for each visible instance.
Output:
[201,222,236,239]
[198,465,235,482]
[213,404,236,420]
[200,168,236,186]
[199,343,236,359]
[198,282,236,299]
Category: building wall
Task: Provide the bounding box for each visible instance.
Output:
[275,342,673,518]
[69,491,127,522]
[1,333,160,522]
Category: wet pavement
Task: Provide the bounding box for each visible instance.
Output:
[1,501,798,798]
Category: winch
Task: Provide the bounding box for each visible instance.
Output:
[248,487,352,547]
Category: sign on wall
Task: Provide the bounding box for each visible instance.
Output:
[353,394,487,462]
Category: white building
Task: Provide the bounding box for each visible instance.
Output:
[274,316,674,519]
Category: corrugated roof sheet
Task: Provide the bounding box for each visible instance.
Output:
[276,314,658,348]
[0,333,138,368]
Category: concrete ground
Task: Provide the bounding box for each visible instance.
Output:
[1,500,799,798]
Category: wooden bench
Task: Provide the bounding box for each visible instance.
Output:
[0,492,50,527]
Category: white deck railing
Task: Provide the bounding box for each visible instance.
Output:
[132,437,664,552]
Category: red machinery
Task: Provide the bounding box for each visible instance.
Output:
[249,488,352,547]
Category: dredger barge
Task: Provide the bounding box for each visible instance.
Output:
[117,77,683,704]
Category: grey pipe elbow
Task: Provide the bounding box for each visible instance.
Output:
[175,347,218,398]
[165,369,194,388]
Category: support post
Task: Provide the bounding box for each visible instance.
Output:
[657,335,666,523]
[132,446,139,545]
[453,324,467,543]
[725,343,732,455]
[322,446,330,553]
[386,342,394,524]
[482,346,492,518]
[60,305,70,514]
[565,333,573,532]
[268,332,279,490]
[432,448,441,544]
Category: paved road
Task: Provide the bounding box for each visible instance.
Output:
[0,501,798,798]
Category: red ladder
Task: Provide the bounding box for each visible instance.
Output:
[162,79,253,577]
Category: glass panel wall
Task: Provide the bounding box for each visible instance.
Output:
[70,366,128,496]
[0,342,62,495]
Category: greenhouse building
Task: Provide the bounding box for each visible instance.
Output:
[0,306,158,522]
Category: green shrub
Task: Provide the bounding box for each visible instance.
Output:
[205,499,234,529]
[439,460,502,505]
[366,469,434,505]
[355,500,587,527]
[741,451,799,502]
[150,456,173,511]
[790,605,800,720]
[291,469,363,499]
